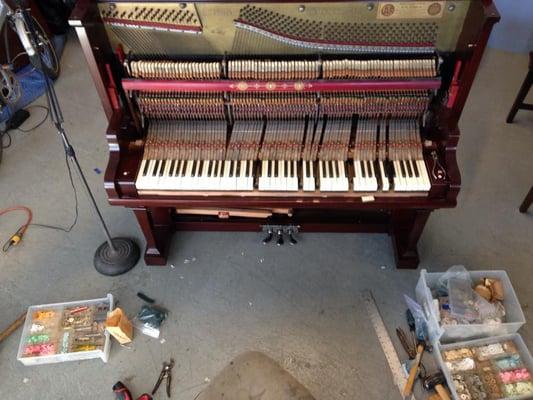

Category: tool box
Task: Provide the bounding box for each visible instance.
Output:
[435,333,533,400]
[416,269,525,343]
[17,294,113,365]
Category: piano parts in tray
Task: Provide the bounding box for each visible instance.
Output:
[440,337,533,400]
[17,295,113,365]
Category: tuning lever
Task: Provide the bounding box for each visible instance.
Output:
[276,229,284,246]
[262,229,273,244]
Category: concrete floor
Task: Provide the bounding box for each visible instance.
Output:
[0,36,532,400]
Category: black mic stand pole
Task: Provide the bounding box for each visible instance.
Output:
[30,26,140,276]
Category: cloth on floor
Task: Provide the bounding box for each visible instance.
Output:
[196,351,316,400]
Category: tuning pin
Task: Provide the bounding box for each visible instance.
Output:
[288,229,297,245]
[276,229,284,246]
[262,229,273,244]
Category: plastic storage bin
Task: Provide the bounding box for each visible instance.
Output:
[435,334,533,400]
[416,269,525,343]
[17,294,114,366]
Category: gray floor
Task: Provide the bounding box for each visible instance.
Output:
[0,36,532,400]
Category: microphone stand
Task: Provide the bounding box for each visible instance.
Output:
[26,18,140,275]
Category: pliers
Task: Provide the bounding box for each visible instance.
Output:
[152,359,174,398]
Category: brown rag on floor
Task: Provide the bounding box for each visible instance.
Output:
[196,351,316,400]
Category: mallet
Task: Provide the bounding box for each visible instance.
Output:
[423,372,451,400]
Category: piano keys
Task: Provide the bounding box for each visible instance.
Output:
[135,117,431,193]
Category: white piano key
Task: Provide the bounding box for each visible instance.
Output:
[258,160,269,191]
[417,159,431,191]
[378,161,390,191]
[288,160,298,191]
[337,161,349,191]
[367,161,378,191]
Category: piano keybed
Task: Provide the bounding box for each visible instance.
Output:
[135,117,431,193]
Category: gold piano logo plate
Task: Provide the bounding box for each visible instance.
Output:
[377,1,445,20]
[294,82,305,91]
[236,82,249,91]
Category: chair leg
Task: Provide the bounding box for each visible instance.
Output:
[519,186,533,213]
[507,71,532,123]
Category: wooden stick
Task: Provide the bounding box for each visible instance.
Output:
[435,384,452,400]
[403,343,424,396]
[0,313,26,343]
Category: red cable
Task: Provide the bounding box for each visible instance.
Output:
[0,205,33,235]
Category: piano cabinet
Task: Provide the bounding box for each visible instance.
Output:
[69,0,500,269]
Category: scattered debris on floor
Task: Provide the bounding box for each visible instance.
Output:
[7,266,532,400]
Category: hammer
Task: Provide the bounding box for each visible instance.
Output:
[423,372,451,400]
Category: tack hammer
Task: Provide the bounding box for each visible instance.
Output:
[423,372,452,400]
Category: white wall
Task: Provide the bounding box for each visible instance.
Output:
[488,0,533,53]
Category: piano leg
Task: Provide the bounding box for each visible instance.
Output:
[390,209,432,269]
[133,207,173,265]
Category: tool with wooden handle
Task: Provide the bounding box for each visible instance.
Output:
[423,372,452,400]
[403,343,425,396]
[0,313,26,343]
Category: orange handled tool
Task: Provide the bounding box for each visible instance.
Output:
[403,343,425,396]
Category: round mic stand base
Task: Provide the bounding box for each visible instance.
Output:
[94,237,141,276]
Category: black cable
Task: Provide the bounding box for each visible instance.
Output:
[1,130,12,149]
[16,105,49,133]
[1,105,49,149]
[30,153,79,233]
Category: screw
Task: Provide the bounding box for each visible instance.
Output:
[179,3,187,9]
[298,5,305,12]
[448,3,456,12]
[367,3,375,11]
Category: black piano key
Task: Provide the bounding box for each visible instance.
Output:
[142,160,150,176]
[406,160,413,178]
[159,160,167,177]
[152,160,160,177]
[168,160,175,176]
[366,161,373,178]
[386,160,395,178]
[374,161,382,188]
[412,160,420,177]
[360,161,366,178]
[399,161,407,178]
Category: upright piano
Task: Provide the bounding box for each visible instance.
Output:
[69,0,499,268]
